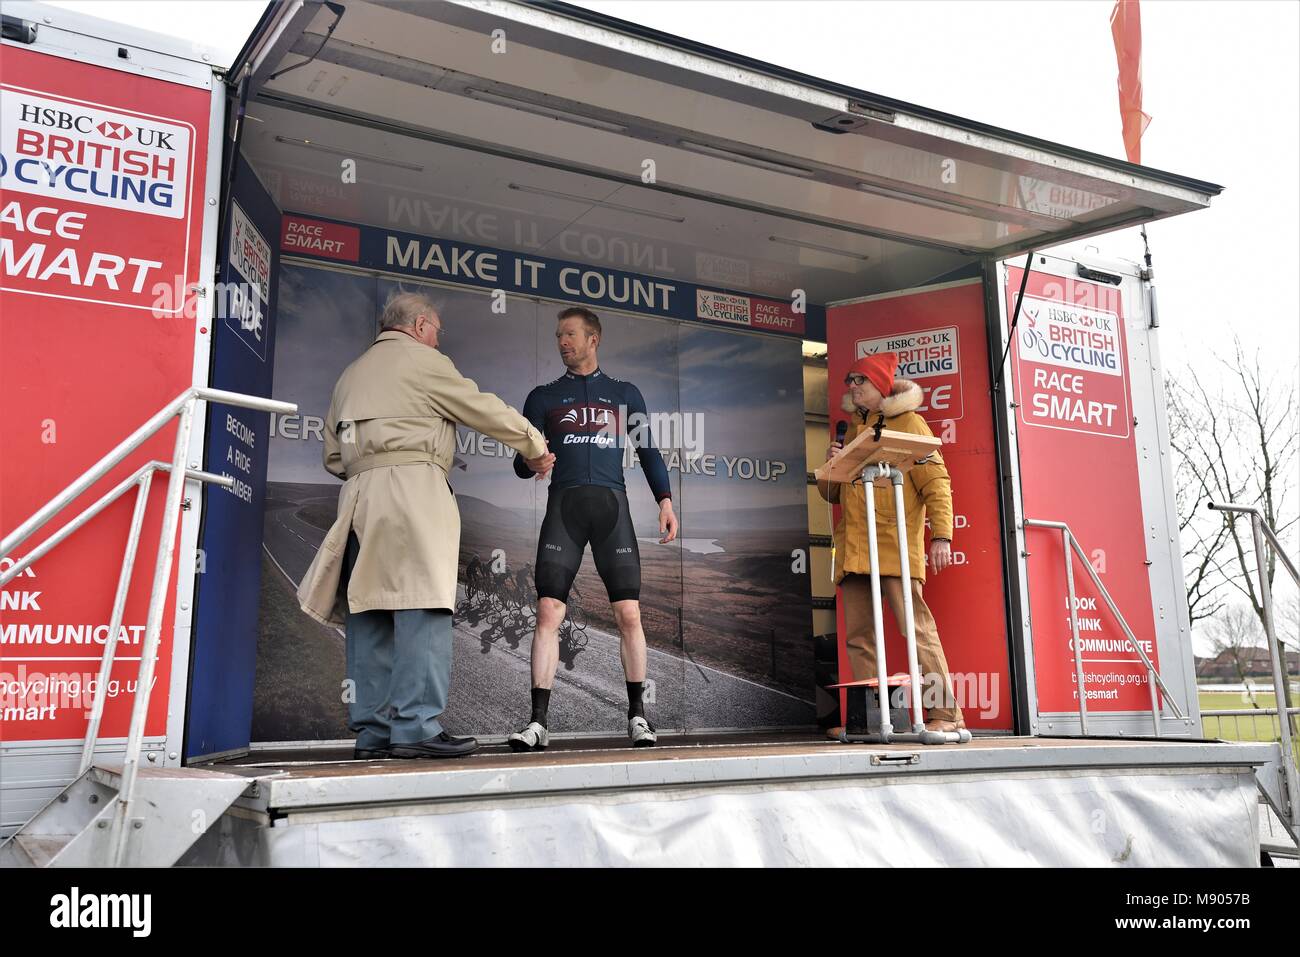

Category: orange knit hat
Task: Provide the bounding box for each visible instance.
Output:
[847,351,898,397]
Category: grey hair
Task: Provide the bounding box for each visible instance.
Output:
[380,290,439,330]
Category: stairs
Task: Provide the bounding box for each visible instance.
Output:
[0,764,251,867]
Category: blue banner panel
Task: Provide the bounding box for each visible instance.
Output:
[278,211,824,339]
[186,157,281,759]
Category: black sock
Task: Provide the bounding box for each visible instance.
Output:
[530,687,551,728]
[626,681,645,720]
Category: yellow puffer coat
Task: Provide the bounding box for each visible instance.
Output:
[819,379,953,584]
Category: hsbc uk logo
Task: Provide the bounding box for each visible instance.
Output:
[19,104,178,150]
[0,88,191,219]
[856,326,959,379]
[856,325,963,420]
[97,120,131,141]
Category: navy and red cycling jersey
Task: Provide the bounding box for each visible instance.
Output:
[512,368,672,501]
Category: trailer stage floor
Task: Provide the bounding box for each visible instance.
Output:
[176,732,1283,866]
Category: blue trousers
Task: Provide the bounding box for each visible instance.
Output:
[341,532,451,748]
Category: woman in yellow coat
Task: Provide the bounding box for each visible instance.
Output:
[817,351,965,734]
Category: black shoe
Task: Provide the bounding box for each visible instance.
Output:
[353,745,392,760]
[390,731,479,759]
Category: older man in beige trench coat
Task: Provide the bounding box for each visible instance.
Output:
[298,291,553,759]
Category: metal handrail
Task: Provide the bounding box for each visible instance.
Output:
[0,460,231,589]
[0,386,296,866]
[2,460,233,774]
[1206,500,1299,835]
[1024,518,1185,737]
[1208,502,1300,589]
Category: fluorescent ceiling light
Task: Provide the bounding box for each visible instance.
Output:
[274,135,424,172]
[769,235,870,261]
[856,181,973,215]
[463,88,628,134]
[508,183,686,223]
[677,139,817,178]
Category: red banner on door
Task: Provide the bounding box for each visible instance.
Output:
[1007,268,1160,713]
[1,47,211,741]
[827,280,1012,730]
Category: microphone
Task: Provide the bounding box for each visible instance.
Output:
[829,420,849,581]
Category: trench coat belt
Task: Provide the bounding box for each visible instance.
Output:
[343,450,444,479]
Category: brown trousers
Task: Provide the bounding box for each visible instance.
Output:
[841,573,964,723]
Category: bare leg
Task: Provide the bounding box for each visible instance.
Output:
[612,599,647,682]
[530,597,565,689]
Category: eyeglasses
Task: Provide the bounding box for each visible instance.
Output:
[844,374,869,386]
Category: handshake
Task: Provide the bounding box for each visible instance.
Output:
[523,441,555,479]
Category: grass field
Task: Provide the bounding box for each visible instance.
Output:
[1199,690,1299,763]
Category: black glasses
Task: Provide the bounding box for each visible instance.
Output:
[844,374,868,386]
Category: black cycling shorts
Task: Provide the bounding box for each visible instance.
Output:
[535,485,641,604]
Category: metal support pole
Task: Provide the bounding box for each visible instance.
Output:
[862,467,892,739]
[1063,527,1089,735]
[1,462,164,587]
[1146,655,1163,738]
[0,393,193,559]
[1251,513,1299,829]
[1024,518,1184,727]
[1065,534,1183,718]
[109,401,196,867]
[891,469,924,732]
[80,471,153,775]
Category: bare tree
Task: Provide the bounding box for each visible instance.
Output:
[1204,603,1264,687]
[1166,380,1240,624]
[1167,339,1298,633]
[1276,594,1299,654]
[1168,338,1298,719]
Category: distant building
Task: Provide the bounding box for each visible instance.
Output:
[1196,646,1300,682]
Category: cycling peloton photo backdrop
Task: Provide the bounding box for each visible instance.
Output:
[253,262,813,741]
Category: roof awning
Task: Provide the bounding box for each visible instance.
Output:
[230,0,1221,301]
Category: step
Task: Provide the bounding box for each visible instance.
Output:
[2,764,254,867]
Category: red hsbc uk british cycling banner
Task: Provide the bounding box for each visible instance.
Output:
[827,279,1012,730]
[0,46,210,741]
[1006,266,1161,713]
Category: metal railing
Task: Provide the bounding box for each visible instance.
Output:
[1023,519,1185,737]
[1206,500,1300,835]
[1201,707,1300,764]
[0,386,296,866]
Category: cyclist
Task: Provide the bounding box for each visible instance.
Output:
[507,306,678,750]
[464,553,484,600]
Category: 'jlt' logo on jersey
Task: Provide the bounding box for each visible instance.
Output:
[554,405,615,430]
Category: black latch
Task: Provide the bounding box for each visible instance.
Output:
[2,15,38,43]
[1077,263,1123,286]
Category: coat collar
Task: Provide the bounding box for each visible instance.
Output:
[841,378,924,421]
[374,329,415,345]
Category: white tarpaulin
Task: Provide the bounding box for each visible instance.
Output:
[249,767,1259,867]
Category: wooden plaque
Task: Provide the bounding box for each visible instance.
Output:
[814,427,941,485]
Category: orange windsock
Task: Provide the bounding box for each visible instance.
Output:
[1110,0,1152,164]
